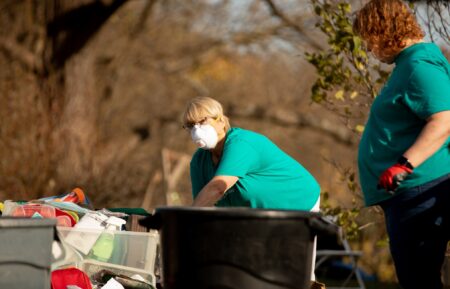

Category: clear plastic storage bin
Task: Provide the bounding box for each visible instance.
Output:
[55,227,159,287]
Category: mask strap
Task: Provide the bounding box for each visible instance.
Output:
[211,115,221,123]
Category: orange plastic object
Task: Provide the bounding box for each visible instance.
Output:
[55,187,86,204]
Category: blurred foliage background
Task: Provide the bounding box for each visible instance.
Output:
[0,0,448,283]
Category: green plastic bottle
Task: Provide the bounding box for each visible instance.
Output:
[90,216,126,262]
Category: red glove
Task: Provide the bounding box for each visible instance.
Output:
[378,163,413,192]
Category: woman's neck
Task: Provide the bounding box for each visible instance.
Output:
[211,129,227,164]
[403,38,424,50]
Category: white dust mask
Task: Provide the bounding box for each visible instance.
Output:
[191,124,219,150]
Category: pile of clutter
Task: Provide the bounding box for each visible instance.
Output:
[0,188,159,289]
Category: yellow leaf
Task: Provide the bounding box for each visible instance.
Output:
[335,90,345,100]
[355,125,365,133]
[355,60,365,71]
[350,91,358,99]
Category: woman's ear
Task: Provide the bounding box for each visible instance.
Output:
[399,39,407,48]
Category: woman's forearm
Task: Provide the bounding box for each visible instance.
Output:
[403,111,450,168]
[192,175,239,207]
[192,180,226,206]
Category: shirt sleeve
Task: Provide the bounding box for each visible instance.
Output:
[216,139,260,178]
[405,61,450,119]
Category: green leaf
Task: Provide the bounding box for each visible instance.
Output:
[314,5,322,16]
[352,36,362,52]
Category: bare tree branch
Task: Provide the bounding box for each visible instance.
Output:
[262,0,324,50]
[231,24,285,45]
[131,0,158,37]
[0,37,43,73]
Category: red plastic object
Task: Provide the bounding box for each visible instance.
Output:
[51,268,92,289]
[54,207,76,227]
[11,203,76,227]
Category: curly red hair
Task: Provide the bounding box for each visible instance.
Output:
[353,0,424,59]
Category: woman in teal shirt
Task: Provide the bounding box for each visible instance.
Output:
[182,96,320,211]
[183,96,322,286]
[354,1,450,288]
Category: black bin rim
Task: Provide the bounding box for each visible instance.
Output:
[154,206,321,220]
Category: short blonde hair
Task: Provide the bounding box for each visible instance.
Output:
[182,97,231,130]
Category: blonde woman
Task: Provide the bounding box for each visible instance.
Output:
[182,96,320,211]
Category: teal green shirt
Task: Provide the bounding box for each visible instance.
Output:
[190,128,320,210]
[358,43,450,206]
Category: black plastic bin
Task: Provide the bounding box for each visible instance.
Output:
[140,207,337,289]
[0,217,56,289]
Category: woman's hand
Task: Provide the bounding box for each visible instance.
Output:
[192,175,239,207]
[378,163,413,193]
[378,110,450,193]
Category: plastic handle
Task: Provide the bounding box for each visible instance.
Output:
[308,216,340,236]
[138,213,162,230]
[51,227,66,265]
